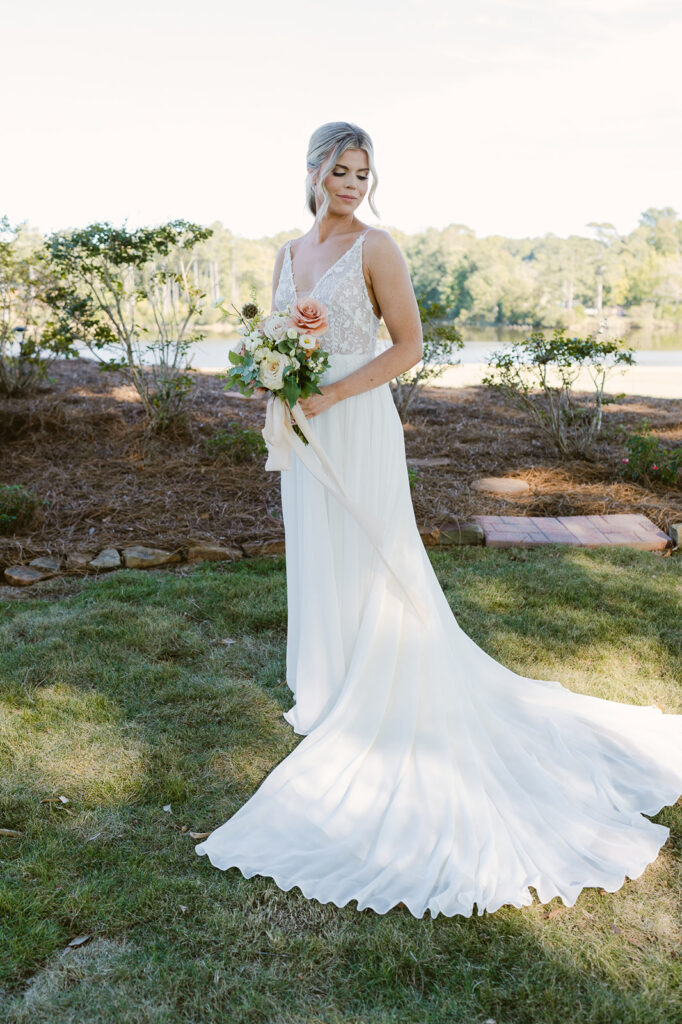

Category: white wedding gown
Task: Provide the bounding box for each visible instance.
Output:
[195,229,682,917]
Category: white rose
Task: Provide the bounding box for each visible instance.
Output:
[259,351,290,390]
[261,314,288,343]
[286,328,298,340]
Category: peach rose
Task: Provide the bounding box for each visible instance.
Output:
[288,297,329,337]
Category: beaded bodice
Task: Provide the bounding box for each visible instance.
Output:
[274,230,381,356]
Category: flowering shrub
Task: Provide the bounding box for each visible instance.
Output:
[619,423,682,488]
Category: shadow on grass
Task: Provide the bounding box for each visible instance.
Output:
[0,550,680,1023]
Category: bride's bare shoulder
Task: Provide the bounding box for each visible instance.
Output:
[363,227,405,260]
[362,228,409,280]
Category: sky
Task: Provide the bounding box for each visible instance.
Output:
[2,0,681,241]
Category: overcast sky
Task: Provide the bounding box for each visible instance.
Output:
[2,0,680,240]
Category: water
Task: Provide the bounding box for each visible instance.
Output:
[70,321,682,372]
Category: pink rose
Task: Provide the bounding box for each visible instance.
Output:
[288,297,329,337]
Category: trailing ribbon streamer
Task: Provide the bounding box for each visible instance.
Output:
[261,393,431,625]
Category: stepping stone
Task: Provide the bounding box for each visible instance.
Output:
[4,565,49,586]
[474,514,671,550]
[29,555,61,574]
[89,548,121,570]
[471,477,530,496]
[187,544,243,562]
[122,546,181,568]
[671,523,682,547]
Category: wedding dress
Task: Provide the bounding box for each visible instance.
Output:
[195,228,682,917]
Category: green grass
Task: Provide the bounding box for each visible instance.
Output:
[0,547,680,1024]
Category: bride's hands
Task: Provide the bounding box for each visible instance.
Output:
[297,385,339,419]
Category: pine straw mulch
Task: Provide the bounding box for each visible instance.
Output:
[0,357,681,572]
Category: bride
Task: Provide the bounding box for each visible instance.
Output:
[195,121,682,918]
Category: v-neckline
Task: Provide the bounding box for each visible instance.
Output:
[288,230,368,300]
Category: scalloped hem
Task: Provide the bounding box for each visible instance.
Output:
[194,810,676,920]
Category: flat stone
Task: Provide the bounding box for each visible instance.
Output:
[65,551,92,569]
[670,523,682,547]
[241,539,285,557]
[4,565,48,586]
[89,548,122,570]
[406,457,451,468]
[435,522,485,546]
[29,555,61,574]
[122,546,182,569]
[471,476,530,496]
[419,528,440,548]
[187,544,243,562]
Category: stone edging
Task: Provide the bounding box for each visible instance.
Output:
[2,525,486,588]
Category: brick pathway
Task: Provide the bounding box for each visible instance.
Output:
[473,514,671,550]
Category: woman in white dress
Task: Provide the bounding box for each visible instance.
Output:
[195,121,682,918]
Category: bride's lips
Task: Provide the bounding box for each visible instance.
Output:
[339,195,356,201]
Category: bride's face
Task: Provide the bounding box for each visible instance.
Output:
[315,148,370,214]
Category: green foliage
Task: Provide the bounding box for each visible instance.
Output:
[407,465,420,490]
[619,420,682,488]
[391,295,464,422]
[0,483,41,534]
[205,422,267,463]
[0,216,78,396]
[482,323,635,459]
[44,220,213,432]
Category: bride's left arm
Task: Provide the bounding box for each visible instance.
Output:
[300,231,423,416]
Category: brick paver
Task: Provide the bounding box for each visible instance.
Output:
[473,514,671,550]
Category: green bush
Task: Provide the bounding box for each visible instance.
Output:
[482,324,634,459]
[0,483,40,534]
[619,422,682,488]
[205,422,267,464]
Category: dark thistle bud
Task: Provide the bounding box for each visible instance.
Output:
[241,303,259,319]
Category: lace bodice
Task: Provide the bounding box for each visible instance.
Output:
[274,229,382,356]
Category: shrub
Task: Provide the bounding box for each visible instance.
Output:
[205,423,266,463]
[44,220,213,433]
[482,322,635,459]
[0,483,41,534]
[0,217,78,396]
[390,296,463,423]
[619,422,682,488]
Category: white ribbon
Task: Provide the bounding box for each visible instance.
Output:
[262,393,431,625]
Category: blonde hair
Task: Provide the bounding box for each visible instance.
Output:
[305,121,380,221]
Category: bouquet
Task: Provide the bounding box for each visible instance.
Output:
[221,297,331,441]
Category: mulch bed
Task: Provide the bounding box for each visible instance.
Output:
[1,357,680,570]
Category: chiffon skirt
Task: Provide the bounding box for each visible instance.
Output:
[195,352,682,917]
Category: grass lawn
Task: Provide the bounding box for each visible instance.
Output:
[1,546,681,1024]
